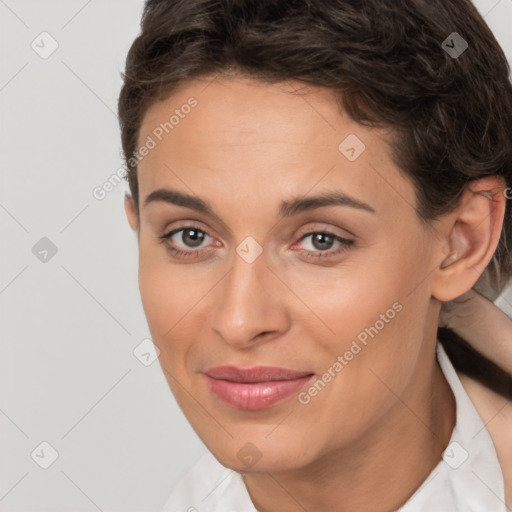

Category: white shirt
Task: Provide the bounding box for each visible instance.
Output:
[159,343,506,512]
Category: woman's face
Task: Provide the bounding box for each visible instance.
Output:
[128,75,446,472]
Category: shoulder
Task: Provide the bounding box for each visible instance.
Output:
[458,372,512,506]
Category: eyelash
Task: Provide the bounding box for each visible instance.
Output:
[158,225,354,260]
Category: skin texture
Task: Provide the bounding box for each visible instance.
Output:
[124,75,507,512]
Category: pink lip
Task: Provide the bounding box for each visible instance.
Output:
[203,366,315,410]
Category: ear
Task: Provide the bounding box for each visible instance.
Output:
[431,175,507,302]
[124,194,139,232]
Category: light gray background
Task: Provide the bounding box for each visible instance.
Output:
[0,1,511,511]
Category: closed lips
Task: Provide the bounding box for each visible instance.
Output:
[204,366,315,383]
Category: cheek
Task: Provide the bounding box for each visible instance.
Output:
[138,245,179,339]
[298,252,413,342]
[137,245,215,352]
[301,242,430,385]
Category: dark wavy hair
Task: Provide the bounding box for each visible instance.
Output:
[118,0,512,396]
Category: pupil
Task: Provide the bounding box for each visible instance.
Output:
[313,233,333,251]
[183,229,204,247]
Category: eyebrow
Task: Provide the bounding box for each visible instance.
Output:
[144,188,376,218]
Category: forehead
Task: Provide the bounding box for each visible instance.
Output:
[136,76,416,223]
[140,76,372,150]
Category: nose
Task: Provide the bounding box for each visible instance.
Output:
[208,248,289,349]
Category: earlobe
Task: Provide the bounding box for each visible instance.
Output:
[431,176,507,302]
[124,194,139,232]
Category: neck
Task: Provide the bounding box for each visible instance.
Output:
[242,342,456,512]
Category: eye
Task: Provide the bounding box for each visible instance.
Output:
[159,225,215,258]
[159,225,355,261]
[293,230,354,260]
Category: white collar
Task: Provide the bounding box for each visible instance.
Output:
[397,343,506,511]
[160,342,506,512]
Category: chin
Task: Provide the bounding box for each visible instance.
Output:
[207,438,315,474]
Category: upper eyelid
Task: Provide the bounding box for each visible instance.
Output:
[296,224,352,238]
[162,222,352,237]
[157,208,360,239]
